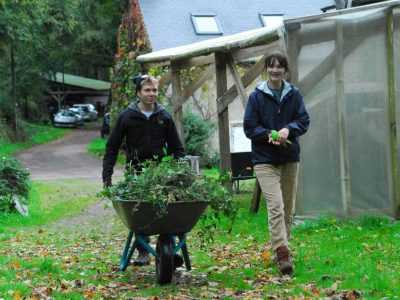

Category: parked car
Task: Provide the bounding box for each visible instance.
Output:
[100,112,111,139]
[68,108,84,126]
[72,104,98,121]
[53,109,80,128]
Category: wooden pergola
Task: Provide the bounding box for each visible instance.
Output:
[137,26,281,178]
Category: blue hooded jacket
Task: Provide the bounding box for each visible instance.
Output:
[243,80,310,166]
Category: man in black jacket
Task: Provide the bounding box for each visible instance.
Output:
[103,74,185,265]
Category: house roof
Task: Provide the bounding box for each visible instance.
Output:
[50,73,111,91]
[138,0,334,51]
[138,0,399,65]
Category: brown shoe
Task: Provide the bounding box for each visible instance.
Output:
[133,251,150,266]
[275,245,293,275]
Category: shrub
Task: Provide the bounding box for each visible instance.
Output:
[0,156,30,212]
[183,111,217,166]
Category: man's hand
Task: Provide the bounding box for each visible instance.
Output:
[103,178,112,189]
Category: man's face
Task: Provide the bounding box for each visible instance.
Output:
[266,59,285,84]
[138,82,158,106]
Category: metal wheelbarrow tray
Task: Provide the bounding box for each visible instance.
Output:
[112,199,209,236]
[112,199,210,284]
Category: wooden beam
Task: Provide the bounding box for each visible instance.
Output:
[250,179,262,213]
[171,62,184,144]
[227,54,247,108]
[215,52,231,182]
[217,52,268,114]
[141,60,170,70]
[335,21,352,218]
[181,64,215,101]
[386,9,400,218]
[177,54,215,69]
[231,41,280,62]
[159,69,171,87]
[286,25,307,216]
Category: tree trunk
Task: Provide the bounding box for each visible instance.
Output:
[11,41,17,132]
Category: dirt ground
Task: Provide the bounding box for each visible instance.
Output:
[14,123,123,180]
[14,123,124,227]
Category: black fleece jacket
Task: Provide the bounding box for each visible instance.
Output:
[102,100,185,182]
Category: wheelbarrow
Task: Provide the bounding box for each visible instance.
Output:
[112,199,209,284]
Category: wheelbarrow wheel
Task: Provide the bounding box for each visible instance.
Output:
[155,235,174,285]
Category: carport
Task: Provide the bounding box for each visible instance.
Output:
[46,72,111,110]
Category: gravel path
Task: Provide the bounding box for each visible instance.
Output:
[14,123,124,228]
[14,123,123,180]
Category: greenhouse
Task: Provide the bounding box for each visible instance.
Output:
[285,2,400,219]
[137,0,400,219]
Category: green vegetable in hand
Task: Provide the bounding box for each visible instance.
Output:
[271,130,292,144]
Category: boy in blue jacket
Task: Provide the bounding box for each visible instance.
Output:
[244,51,310,275]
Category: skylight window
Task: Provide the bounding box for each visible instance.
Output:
[191,15,222,35]
[260,14,284,28]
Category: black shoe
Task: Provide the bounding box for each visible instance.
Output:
[133,251,150,266]
[174,254,184,269]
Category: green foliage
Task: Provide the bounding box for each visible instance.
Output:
[0,0,125,128]
[0,91,13,122]
[0,178,100,228]
[0,121,69,157]
[102,157,238,243]
[109,23,151,121]
[0,156,30,212]
[183,110,217,165]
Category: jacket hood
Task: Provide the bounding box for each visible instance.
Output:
[127,99,165,114]
[256,80,292,102]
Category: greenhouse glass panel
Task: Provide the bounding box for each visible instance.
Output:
[342,11,391,212]
[293,8,395,217]
[296,21,342,216]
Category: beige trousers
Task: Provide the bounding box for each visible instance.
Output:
[254,162,299,250]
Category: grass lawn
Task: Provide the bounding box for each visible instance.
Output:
[0,131,398,299]
[0,180,398,299]
[0,122,68,157]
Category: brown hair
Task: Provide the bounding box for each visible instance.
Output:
[264,51,289,72]
[133,75,159,93]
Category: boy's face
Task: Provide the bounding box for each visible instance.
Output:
[138,82,159,106]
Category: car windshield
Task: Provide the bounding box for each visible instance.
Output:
[59,110,75,117]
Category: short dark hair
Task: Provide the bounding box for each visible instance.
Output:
[133,74,158,93]
[264,51,289,72]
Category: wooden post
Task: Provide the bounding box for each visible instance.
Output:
[250,179,262,213]
[171,62,184,144]
[227,54,247,108]
[215,52,231,191]
[286,24,305,216]
[335,21,352,218]
[386,9,400,218]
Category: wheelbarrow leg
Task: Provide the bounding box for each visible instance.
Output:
[120,231,137,271]
[175,234,191,271]
[120,233,158,271]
